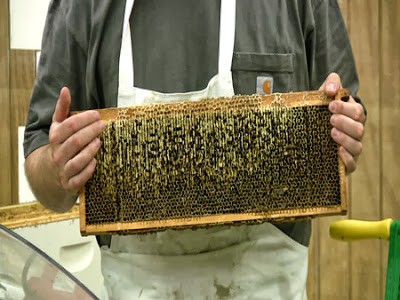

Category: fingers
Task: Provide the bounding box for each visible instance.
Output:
[63,138,101,179]
[53,87,71,123]
[329,96,365,159]
[329,96,366,125]
[49,87,106,195]
[52,117,105,165]
[55,131,103,193]
[319,72,343,96]
[338,146,357,174]
[60,139,101,192]
[50,110,102,144]
[319,73,366,174]
[63,159,97,194]
[53,122,104,193]
[330,114,364,142]
[331,127,363,157]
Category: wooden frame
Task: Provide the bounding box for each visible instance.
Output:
[0,202,79,229]
[78,89,349,235]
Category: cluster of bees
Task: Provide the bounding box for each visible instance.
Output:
[83,95,341,227]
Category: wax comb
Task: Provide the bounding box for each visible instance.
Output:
[78,89,349,235]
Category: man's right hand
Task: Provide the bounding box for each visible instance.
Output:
[25,87,105,212]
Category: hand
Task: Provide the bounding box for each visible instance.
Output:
[49,87,105,195]
[319,73,366,174]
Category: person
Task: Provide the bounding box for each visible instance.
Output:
[24,0,366,299]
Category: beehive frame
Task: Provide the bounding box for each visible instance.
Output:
[79,89,349,235]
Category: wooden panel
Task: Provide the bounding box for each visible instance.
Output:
[9,50,36,205]
[337,0,349,20]
[0,0,12,207]
[318,216,350,299]
[315,1,350,299]
[306,222,318,300]
[381,0,400,298]
[347,0,382,299]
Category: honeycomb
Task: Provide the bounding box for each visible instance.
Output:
[78,90,348,235]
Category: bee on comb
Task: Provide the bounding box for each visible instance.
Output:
[76,90,349,235]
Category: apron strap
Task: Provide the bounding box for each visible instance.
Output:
[119,0,135,90]
[218,0,236,74]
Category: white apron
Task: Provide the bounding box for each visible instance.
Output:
[101,1,309,299]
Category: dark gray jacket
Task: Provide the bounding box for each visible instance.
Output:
[24,0,359,246]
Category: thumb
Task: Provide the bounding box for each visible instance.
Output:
[52,87,71,123]
[319,72,343,96]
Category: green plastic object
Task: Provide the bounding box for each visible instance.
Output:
[386,220,400,300]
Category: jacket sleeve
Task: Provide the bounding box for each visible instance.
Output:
[23,0,89,158]
[306,0,360,96]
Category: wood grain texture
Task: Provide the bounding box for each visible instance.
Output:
[381,0,400,298]
[316,1,350,299]
[9,50,36,205]
[348,0,382,299]
[306,221,318,300]
[78,89,350,120]
[0,0,12,207]
[0,202,79,229]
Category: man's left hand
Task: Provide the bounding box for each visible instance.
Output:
[319,72,366,174]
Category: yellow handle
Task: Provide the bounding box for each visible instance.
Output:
[329,219,393,241]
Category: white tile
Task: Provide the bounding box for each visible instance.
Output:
[10,0,51,50]
[18,126,36,203]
